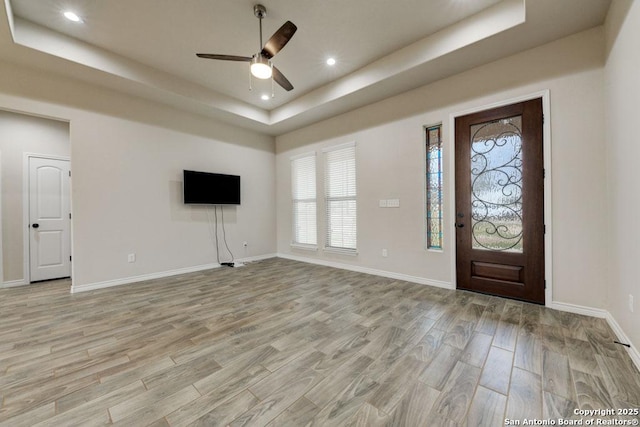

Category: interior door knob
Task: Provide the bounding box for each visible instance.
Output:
[455,223,464,228]
[32,223,39,228]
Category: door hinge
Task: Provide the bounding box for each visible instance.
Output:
[542,114,545,124]
[69,255,72,262]
[544,225,546,234]
[69,213,72,219]
[543,168,546,179]
[544,280,547,289]
[68,170,71,177]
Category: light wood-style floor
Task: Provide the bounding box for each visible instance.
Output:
[1,258,639,426]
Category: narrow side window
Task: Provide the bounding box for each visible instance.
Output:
[426,125,443,250]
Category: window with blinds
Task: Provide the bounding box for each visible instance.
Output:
[324,142,357,252]
[291,153,317,247]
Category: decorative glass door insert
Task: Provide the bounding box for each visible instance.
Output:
[470,116,523,253]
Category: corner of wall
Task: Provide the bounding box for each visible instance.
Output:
[602,0,640,355]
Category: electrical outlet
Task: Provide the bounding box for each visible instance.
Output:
[629,294,634,313]
[382,248,388,257]
[128,253,136,263]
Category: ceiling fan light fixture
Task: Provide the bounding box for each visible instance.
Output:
[63,11,82,22]
[251,55,272,79]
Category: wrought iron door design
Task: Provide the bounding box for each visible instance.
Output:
[470,116,523,253]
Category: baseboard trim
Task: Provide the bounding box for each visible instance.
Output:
[71,263,221,293]
[605,312,640,372]
[237,253,277,264]
[0,279,27,288]
[70,253,278,294]
[546,301,608,318]
[277,253,453,290]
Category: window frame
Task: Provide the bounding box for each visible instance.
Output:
[425,124,444,251]
[323,141,357,254]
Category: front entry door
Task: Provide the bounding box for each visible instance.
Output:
[29,157,71,282]
[455,99,544,304]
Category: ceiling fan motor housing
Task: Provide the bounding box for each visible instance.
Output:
[254,4,267,19]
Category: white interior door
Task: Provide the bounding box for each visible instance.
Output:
[29,157,71,282]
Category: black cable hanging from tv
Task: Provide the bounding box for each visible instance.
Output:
[213,206,220,265]
[220,206,235,264]
[208,206,220,264]
[206,205,237,267]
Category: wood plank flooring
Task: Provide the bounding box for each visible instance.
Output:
[1,258,639,426]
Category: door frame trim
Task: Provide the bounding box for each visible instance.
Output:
[448,90,552,305]
[22,153,72,284]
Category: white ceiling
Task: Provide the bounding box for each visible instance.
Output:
[0,0,611,135]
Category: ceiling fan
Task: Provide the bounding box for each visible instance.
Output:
[196,4,297,92]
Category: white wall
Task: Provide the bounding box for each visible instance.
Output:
[0,60,276,289]
[0,111,70,282]
[276,28,608,309]
[604,0,640,350]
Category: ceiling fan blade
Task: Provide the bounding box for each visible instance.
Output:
[261,21,297,59]
[272,66,294,91]
[196,54,252,62]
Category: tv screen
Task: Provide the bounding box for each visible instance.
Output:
[183,170,241,205]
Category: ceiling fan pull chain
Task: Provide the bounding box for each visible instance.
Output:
[271,64,275,98]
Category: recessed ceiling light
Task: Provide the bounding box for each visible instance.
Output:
[63,11,82,22]
[326,58,336,66]
[261,94,270,101]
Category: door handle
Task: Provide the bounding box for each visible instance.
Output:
[32,223,39,229]
[455,223,464,228]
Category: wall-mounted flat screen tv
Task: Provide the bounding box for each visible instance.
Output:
[183,170,241,205]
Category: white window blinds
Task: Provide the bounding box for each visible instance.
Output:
[291,153,317,246]
[324,143,357,251]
